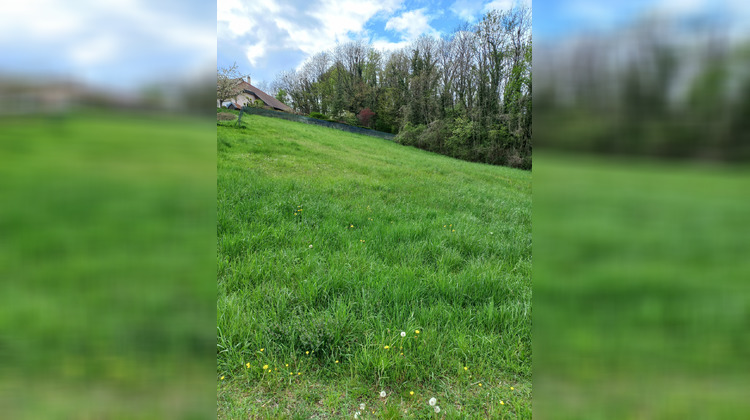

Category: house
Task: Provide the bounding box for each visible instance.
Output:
[218,77,292,112]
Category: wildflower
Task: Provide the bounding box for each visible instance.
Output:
[443,225,446,227]
[500,401,504,405]
[409,391,414,396]
[400,353,403,356]
[400,331,406,337]
[478,383,482,387]
[350,225,354,228]
[309,244,313,248]
[263,365,268,370]
[335,360,339,363]
[380,391,386,398]
[289,372,292,375]
[452,229,455,232]
[434,406,441,413]
[306,351,309,355]
[464,366,468,371]
[221,376,225,380]
[246,363,250,368]
[298,372,301,375]
[415,330,420,334]
[384,345,389,349]
[285,364,289,367]
[360,403,366,410]
[260,348,264,352]
[429,397,437,406]
[354,411,361,419]
[510,387,514,390]
[490,232,493,235]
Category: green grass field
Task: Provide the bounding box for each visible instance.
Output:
[533,153,750,419]
[217,112,532,418]
[0,111,215,418]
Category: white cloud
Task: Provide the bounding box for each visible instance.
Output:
[218,0,407,83]
[385,8,437,41]
[450,0,484,22]
[483,0,515,13]
[245,44,266,66]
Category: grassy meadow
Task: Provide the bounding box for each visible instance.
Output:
[533,154,750,418]
[217,111,532,418]
[0,111,215,418]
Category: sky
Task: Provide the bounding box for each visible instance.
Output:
[2,0,746,93]
[0,0,216,91]
[533,0,750,41]
[218,0,531,86]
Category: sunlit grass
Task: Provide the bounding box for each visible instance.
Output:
[217,114,532,417]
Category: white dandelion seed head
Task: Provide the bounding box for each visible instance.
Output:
[359,403,365,410]
[380,390,386,398]
[309,244,313,248]
[435,406,441,413]
[429,397,437,406]
[400,331,406,337]
[354,411,360,419]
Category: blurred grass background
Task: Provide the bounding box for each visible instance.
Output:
[533,154,750,418]
[534,1,750,418]
[0,111,215,418]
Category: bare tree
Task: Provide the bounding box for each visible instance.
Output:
[217,62,248,106]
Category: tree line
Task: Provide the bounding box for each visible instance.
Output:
[534,17,750,162]
[272,8,532,169]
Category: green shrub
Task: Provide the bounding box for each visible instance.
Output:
[308,112,331,121]
[394,123,425,146]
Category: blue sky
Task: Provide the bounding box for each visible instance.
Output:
[533,0,750,41]
[218,0,531,86]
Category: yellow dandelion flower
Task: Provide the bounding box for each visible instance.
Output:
[510,387,514,390]
[289,372,292,375]
[298,372,301,375]
[285,364,289,367]
[384,345,389,349]
[260,348,264,352]
[464,366,468,371]
[415,330,420,334]
[306,351,309,355]
[409,391,414,395]
[263,365,268,370]
[500,401,504,405]
[452,229,455,232]
[350,224,354,228]
[444,225,446,227]
[246,362,250,368]
[221,376,225,380]
[478,383,482,387]
[335,360,339,363]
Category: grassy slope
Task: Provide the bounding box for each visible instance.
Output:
[217,114,531,418]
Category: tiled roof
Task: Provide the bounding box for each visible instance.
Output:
[234,79,291,112]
